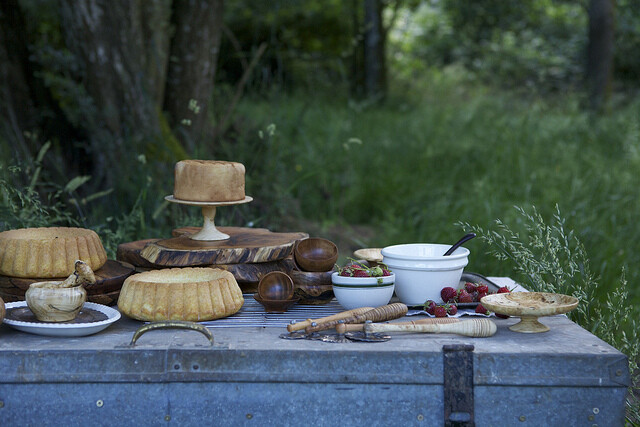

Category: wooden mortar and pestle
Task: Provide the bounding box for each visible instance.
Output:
[25,260,96,322]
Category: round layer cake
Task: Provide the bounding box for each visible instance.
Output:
[174,160,245,202]
[0,227,107,278]
[118,267,244,321]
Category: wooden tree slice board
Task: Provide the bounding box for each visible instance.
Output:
[139,227,308,267]
[117,239,161,269]
[0,260,134,296]
[117,239,299,288]
[86,289,120,306]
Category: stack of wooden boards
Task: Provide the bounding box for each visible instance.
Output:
[117,226,310,295]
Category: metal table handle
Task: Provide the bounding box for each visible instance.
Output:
[129,321,214,346]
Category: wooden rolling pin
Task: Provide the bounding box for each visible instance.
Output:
[336,317,460,333]
[364,318,497,338]
[286,307,374,332]
[305,303,408,334]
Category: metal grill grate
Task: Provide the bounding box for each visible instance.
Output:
[200,295,346,328]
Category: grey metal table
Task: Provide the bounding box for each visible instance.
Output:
[0,278,630,426]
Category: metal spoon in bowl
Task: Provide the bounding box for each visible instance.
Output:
[443,233,476,256]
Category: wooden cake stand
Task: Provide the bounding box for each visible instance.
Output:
[165,195,253,241]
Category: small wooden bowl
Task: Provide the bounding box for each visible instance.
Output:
[258,271,295,300]
[253,294,299,313]
[294,238,338,272]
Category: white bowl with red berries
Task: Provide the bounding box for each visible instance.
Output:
[381,243,469,306]
[331,262,395,310]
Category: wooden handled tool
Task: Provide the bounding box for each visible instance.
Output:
[286,307,374,332]
[364,318,497,338]
[336,317,460,333]
[305,303,408,333]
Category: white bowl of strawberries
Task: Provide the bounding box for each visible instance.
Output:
[381,243,469,306]
[331,262,395,310]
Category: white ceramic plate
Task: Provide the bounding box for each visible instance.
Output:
[3,302,121,337]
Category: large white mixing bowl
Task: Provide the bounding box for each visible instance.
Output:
[381,243,469,306]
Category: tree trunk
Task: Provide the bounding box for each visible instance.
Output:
[140,0,173,108]
[363,0,386,99]
[349,0,365,98]
[586,0,615,112]
[0,0,42,161]
[58,0,167,143]
[5,0,224,189]
[163,0,224,150]
[0,0,83,175]
[57,0,190,187]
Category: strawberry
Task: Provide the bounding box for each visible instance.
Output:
[477,291,488,301]
[434,306,447,318]
[353,269,370,277]
[458,289,473,303]
[424,300,437,315]
[339,264,360,276]
[464,282,477,293]
[476,284,489,294]
[471,290,479,302]
[441,287,458,303]
[497,286,511,294]
[496,313,510,319]
[475,304,488,315]
[338,261,392,278]
[447,304,458,315]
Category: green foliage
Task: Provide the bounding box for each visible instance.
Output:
[0,143,80,230]
[92,187,148,259]
[221,0,357,91]
[0,141,164,259]
[389,0,587,91]
[0,168,78,230]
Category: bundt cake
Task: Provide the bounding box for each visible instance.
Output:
[0,227,107,278]
[118,267,244,321]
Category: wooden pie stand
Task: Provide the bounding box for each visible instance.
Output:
[117,194,308,293]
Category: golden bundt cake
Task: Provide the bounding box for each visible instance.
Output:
[0,227,107,278]
[118,267,244,321]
